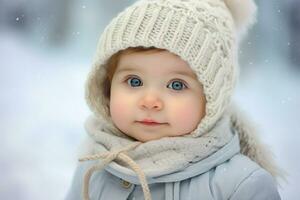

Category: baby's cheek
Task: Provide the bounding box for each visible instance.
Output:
[173,103,200,131]
[177,107,194,123]
[111,101,124,115]
[110,99,127,122]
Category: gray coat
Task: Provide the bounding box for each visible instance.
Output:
[65,133,281,200]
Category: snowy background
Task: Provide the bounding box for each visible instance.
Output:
[0,0,299,199]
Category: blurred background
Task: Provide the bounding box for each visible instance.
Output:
[0,0,299,199]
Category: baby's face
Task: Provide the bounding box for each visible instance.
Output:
[109,50,206,142]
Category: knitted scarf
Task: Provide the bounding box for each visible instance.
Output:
[79,111,234,200]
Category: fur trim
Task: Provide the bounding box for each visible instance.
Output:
[229,102,288,185]
[223,0,257,40]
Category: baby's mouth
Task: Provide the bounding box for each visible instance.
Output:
[136,121,168,126]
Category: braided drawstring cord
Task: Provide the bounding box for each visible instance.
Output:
[79,142,152,200]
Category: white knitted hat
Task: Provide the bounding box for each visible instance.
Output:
[85,0,257,137]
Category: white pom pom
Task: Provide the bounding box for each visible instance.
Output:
[223,0,257,40]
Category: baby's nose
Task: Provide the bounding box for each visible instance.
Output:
[139,94,163,110]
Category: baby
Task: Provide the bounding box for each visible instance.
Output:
[66,0,283,199]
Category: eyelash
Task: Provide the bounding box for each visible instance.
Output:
[123,75,188,91]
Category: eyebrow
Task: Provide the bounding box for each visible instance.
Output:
[115,67,142,74]
[115,67,198,80]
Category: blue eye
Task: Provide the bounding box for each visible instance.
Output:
[168,80,187,91]
[125,76,187,91]
[127,77,142,87]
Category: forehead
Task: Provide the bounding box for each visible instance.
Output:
[115,50,197,79]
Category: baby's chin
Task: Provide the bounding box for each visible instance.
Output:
[116,122,193,142]
[118,129,165,142]
[126,132,166,143]
[123,129,191,143]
